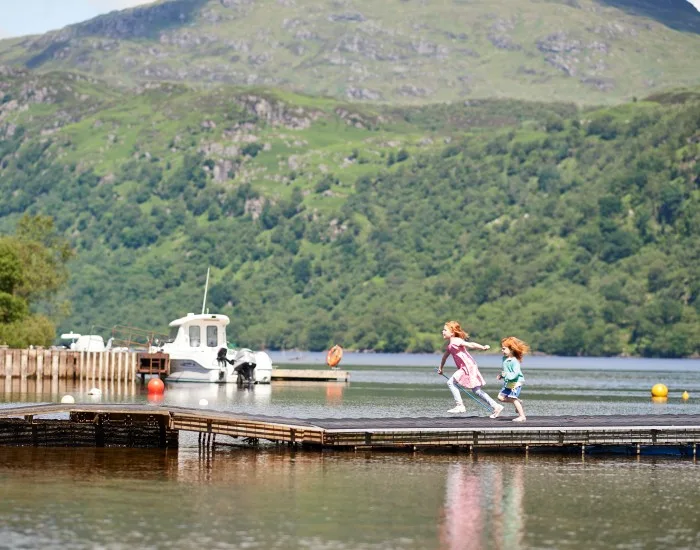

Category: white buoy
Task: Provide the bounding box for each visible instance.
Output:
[199,399,208,407]
[61,395,75,404]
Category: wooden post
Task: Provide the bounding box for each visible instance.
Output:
[12,349,19,377]
[19,349,28,381]
[35,351,44,395]
[117,352,123,391]
[66,351,76,380]
[19,350,28,393]
[51,353,59,380]
[36,351,44,380]
[4,350,12,378]
[130,353,136,387]
[98,352,104,382]
[89,352,95,386]
[4,352,12,393]
[59,351,67,380]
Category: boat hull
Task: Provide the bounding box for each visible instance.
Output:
[165,355,272,384]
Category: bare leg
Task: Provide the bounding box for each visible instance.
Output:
[513,399,526,421]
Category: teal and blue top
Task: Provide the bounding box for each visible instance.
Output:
[501,357,524,389]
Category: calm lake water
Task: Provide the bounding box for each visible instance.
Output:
[2,354,700,549]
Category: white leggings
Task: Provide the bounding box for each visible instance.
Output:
[447,372,499,410]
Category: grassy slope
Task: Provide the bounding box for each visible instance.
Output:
[1,0,700,105]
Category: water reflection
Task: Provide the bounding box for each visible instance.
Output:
[2,447,700,549]
[325,383,345,405]
[0,377,138,405]
[439,460,524,550]
[162,382,272,408]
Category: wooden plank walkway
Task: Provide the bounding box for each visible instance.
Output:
[1,404,699,454]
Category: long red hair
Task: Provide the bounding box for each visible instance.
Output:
[501,336,530,361]
[444,321,469,340]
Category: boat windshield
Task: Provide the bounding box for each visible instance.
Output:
[165,326,179,343]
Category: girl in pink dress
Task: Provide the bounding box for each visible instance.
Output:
[438,321,504,417]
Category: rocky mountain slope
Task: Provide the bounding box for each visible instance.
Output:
[1,0,700,104]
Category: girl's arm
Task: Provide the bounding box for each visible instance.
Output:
[437,350,450,374]
[463,340,490,351]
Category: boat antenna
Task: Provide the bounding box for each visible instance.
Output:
[201,267,210,315]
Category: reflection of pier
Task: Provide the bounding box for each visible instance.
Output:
[1,404,700,456]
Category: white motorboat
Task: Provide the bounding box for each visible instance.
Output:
[150,312,273,384]
[59,332,106,352]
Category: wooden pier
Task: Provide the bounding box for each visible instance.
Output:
[0,348,139,386]
[1,404,699,456]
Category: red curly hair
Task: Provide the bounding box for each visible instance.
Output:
[444,321,469,340]
[501,336,530,361]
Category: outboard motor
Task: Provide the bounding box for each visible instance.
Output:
[217,347,229,382]
[231,348,257,386]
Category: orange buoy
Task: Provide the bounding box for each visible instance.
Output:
[147,377,165,394]
[326,345,343,368]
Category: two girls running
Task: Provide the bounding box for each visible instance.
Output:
[438,321,529,421]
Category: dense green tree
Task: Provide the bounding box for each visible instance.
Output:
[0,215,74,347]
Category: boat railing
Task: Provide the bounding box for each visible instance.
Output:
[90,325,170,351]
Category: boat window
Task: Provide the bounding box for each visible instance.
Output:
[189,326,201,347]
[206,326,218,347]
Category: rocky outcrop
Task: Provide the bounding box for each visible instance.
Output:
[236,94,322,129]
[345,87,382,101]
[328,12,366,23]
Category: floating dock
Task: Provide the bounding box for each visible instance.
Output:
[271,369,349,382]
[1,404,699,456]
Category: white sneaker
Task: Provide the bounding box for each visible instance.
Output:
[489,404,505,419]
[448,404,466,413]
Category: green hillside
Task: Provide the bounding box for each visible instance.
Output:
[0,67,698,357]
[0,0,700,105]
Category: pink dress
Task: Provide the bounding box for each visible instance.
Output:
[448,339,486,389]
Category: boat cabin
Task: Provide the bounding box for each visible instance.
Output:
[166,313,230,351]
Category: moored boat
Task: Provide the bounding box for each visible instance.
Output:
[150,312,272,384]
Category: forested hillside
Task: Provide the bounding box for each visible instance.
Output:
[1,0,700,105]
[0,67,698,356]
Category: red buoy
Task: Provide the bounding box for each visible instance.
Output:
[147,377,165,394]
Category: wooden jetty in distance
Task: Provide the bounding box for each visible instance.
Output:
[0,348,140,388]
[0,404,699,456]
[272,368,349,382]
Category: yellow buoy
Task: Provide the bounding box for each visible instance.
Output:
[682,391,690,401]
[651,384,668,398]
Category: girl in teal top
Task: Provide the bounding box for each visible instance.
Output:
[497,336,530,422]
